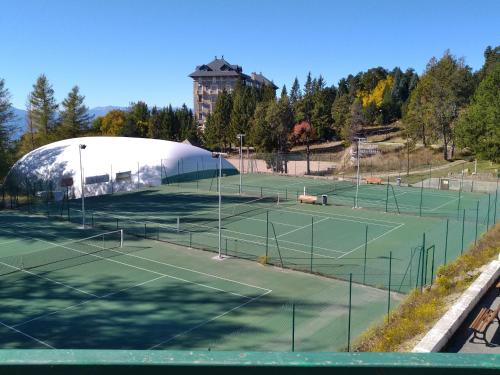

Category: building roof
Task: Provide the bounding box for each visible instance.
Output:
[189,57,242,78]
[189,57,278,89]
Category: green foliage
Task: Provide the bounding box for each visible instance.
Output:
[26,74,59,147]
[331,94,352,140]
[404,51,474,158]
[455,64,500,161]
[0,78,15,178]
[58,86,92,138]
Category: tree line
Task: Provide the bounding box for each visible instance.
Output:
[0,45,498,179]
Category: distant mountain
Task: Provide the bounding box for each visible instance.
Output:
[8,106,127,140]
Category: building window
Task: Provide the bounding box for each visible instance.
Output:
[198,95,202,102]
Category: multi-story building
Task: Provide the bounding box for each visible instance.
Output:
[189,56,277,127]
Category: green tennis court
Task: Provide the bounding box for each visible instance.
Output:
[0,211,394,351]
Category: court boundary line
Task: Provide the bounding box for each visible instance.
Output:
[148,289,272,350]
[337,223,405,259]
[0,320,55,349]
[13,275,168,328]
[0,225,254,299]
[0,260,99,297]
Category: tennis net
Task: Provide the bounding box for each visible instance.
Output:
[305,178,358,196]
[0,229,123,277]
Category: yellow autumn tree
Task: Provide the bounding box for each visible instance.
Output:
[100,110,127,135]
[359,76,394,107]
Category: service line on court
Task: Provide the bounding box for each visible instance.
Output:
[0,320,55,349]
[1,224,254,299]
[13,275,168,328]
[148,289,272,350]
[337,223,405,259]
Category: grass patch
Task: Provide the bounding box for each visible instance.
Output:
[353,222,500,352]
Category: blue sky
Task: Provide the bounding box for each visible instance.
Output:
[1,0,498,109]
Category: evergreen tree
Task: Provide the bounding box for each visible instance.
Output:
[210,90,233,149]
[58,86,92,138]
[455,64,500,161]
[126,101,149,137]
[290,77,301,105]
[331,94,353,140]
[27,74,58,146]
[347,99,365,142]
[0,79,14,178]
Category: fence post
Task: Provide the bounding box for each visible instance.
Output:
[265,211,269,257]
[363,225,368,285]
[347,273,352,352]
[430,245,436,286]
[421,233,426,291]
[495,186,499,224]
[444,219,449,265]
[385,176,390,213]
[487,194,491,230]
[310,217,314,273]
[475,200,479,246]
[461,209,466,254]
[144,223,147,239]
[419,181,424,217]
[387,251,392,323]
[189,232,192,248]
[291,303,295,352]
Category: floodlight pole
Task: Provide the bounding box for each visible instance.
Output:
[354,138,361,209]
[217,152,223,258]
[79,144,87,228]
[237,134,245,194]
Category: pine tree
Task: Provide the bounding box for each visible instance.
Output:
[210,90,233,149]
[58,86,92,138]
[290,77,301,105]
[28,74,58,145]
[0,78,14,178]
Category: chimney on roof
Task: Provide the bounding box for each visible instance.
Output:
[214,55,217,60]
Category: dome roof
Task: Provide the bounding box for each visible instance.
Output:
[6,137,236,198]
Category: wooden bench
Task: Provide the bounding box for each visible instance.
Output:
[298,194,317,204]
[365,177,383,184]
[469,306,500,344]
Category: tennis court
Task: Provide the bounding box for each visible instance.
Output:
[30,171,491,294]
[0,211,394,351]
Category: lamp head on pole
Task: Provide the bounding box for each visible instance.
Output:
[79,144,87,150]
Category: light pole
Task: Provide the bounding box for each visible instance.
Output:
[78,144,87,228]
[354,137,363,209]
[212,151,227,259]
[237,134,245,194]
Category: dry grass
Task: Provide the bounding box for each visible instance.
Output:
[353,223,500,352]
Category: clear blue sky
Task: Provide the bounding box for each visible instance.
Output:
[1,0,498,109]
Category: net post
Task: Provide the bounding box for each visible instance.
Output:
[291,302,295,352]
[120,229,124,248]
[310,216,314,273]
[444,219,449,265]
[430,245,436,286]
[461,209,465,254]
[285,188,288,201]
[116,218,119,230]
[475,200,479,246]
[265,211,269,257]
[225,238,228,256]
[387,251,392,323]
[260,187,263,198]
[363,224,368,285]
[189,232,192,248]
[144,223,147,239]
[347,273,352,352]
[177,217,180,233]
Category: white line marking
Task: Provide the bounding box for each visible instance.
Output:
[0,261,98,297]
[13,275,168,328]
[276,217,330,238]
[0,238,24,246]
[0,320,55,348]
[0,225,251,299]
[429,197,459,212]
[148,289,272,350]
[337,223,405,259]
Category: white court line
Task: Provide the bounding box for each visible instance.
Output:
[276,217,330,239]
[0,225,251,299]
[13,275,168,328]
[429,197,459,212]
[337,223,405,259]
[0,261,98,298]
[0,238,24,246]
[279,206,402,226]
[0,320,55,348]
[148,289,272,350]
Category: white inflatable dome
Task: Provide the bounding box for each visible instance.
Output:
[6,137,237,199]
